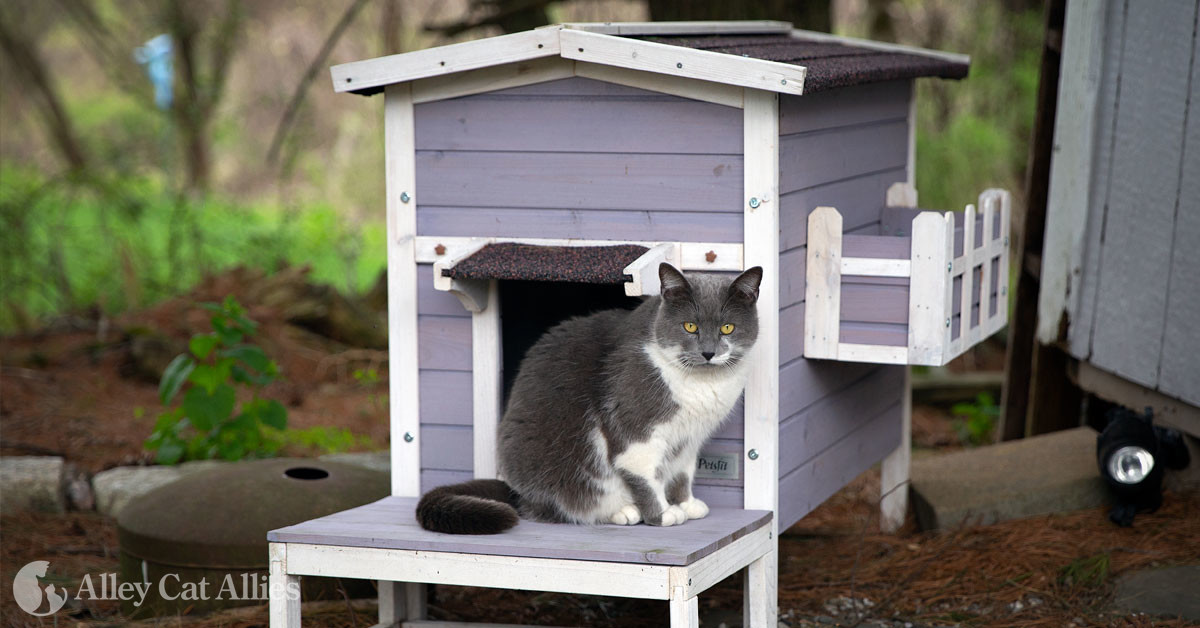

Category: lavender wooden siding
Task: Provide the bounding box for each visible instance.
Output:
[775,80,913,529]
[416,264,475,492]
[414,77,744,243]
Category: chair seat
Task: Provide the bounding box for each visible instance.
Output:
[268,496,772,566]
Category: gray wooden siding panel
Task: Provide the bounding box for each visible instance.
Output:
[778,366,901,478]
[779,359,877,423]
[417,207,743,242]
[1069,0,1127,359]
[418,315,472,371]
[779,167,906,252]
[486,77,685,98]
[1157,33,1200,407]
[420,370,473,426]
[421,424,473,471]
[415,95,742,154]
[777,399,902,529]
[418,265,472,316]
[779,80,911,135]
[416,151,742,212]
[778,121,908,196]
[1089,0,1198,388]
[422,470,473,494]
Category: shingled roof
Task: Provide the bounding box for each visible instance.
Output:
[635,33,969,93]
[332,22,969,98]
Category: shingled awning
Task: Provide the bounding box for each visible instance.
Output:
[442,243,651,284]
[634,34,969,93]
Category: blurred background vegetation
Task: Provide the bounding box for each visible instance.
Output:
[0,0,1045,333]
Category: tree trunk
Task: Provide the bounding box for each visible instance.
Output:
[646,0,831,32]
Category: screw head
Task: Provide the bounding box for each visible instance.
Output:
[947,262,952,272]
[1001,286,1007,296]
[400,191,411,204]
[748,449,759,460]
[945,318,951,328]
[676,62,683,68]
[1005,236,1010,245]
[403,432,414,443]
[748,197,760,209]
[781,79,787,85]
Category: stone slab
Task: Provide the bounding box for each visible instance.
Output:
[0,456,65,513]
[319,450,390,473]
[1113,564,1200,621]
[910,427,1109,530]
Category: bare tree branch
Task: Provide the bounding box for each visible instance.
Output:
[267,0,372,167]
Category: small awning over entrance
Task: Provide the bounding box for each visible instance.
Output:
[442,242,651,284]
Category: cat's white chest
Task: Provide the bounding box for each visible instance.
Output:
[644,343,749,434]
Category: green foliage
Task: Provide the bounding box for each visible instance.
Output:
[145,296,287,464]
[1059,552,1110,589]
[951,392,1000,446]
[270,425,373,455]
[0,166,385,332]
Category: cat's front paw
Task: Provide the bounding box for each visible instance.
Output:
[680,498,709,520]
[610,504,642,525]
[658,505,688,526]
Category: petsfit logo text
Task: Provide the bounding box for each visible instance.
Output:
[11,561,300,616]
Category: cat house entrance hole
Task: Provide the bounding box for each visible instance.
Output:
[499,280,642,403]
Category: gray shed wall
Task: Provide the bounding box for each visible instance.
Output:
[412,76,912,525]
[1067,0,1200,407]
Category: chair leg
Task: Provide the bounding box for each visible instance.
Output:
[268,543,301,628]
[377,581,427,627]
[669,586,699,628]
[743,551,777,628]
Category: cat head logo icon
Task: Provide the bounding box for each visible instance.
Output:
[13,561,68,616]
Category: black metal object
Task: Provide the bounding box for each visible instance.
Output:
[1096,407,1191,526]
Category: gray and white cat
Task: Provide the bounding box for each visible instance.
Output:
[417,263,762,534]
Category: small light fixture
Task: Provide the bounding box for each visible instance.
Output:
[1096,406,1191,526]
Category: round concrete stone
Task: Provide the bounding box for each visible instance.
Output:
[0,456,65,513]
[117,457,388,616]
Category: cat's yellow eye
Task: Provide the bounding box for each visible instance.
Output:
[720,323,735,335]
[683,322,698,334]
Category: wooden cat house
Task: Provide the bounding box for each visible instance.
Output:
[267,21,1007,627]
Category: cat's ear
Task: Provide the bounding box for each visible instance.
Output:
[658,263,692,303]
[728,266,763,304]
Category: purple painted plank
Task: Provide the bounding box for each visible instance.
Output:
[778,366,903,477]
[420,424,472,471]
[880,207,923,236]
[417,207,743,243]
[780,222,883,308]
[843,235,911,260]
[419,265,472,316]
[692,484,743,510]
[421,469,472,494]
[415,151,742,212]
[778,358,877,423]
[483,77,683,99]
[841,284,909,325]
[777,400,902,530]
[416,96,741,154]
[780,169,904,251]
[778,121,908,195]
[841,322,908,347]
[780,302,804,365]
[419,315,472,371]
[268,495,772,566]
[420,370,473,426]
[779,80,911,136]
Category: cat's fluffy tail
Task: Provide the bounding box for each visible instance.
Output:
[415,479,521,534]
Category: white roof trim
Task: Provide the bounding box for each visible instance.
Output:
[554,21,793,36]
[790,29,970,66]
[331,22,966,96]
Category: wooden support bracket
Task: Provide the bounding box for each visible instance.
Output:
[432,240,491,312]
[622,243,679,296]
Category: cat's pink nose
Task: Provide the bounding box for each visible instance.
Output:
[702,352,715,361]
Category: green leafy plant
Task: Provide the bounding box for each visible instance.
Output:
[1059,552,1110,588]
[951,392,1000,447]
[145,296,287,463]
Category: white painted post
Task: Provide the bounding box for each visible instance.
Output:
[473,280,502,480]
[978,193,996,336]
[268,543,300,628]
[907,212,951,365]
[670,586,700,628]
[377,580,404,626]
[959,204,976,350]
[805,207,843,360]
[742,88,780,628]
[880,366,912,532]
[994,190,1013,336]
[383,83,421,498]
[941,212,957,362]
[886,181,918,208]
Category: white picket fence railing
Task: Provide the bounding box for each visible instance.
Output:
[805,185,1011,366]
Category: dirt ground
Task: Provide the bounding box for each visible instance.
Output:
[2,270,1198,627]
